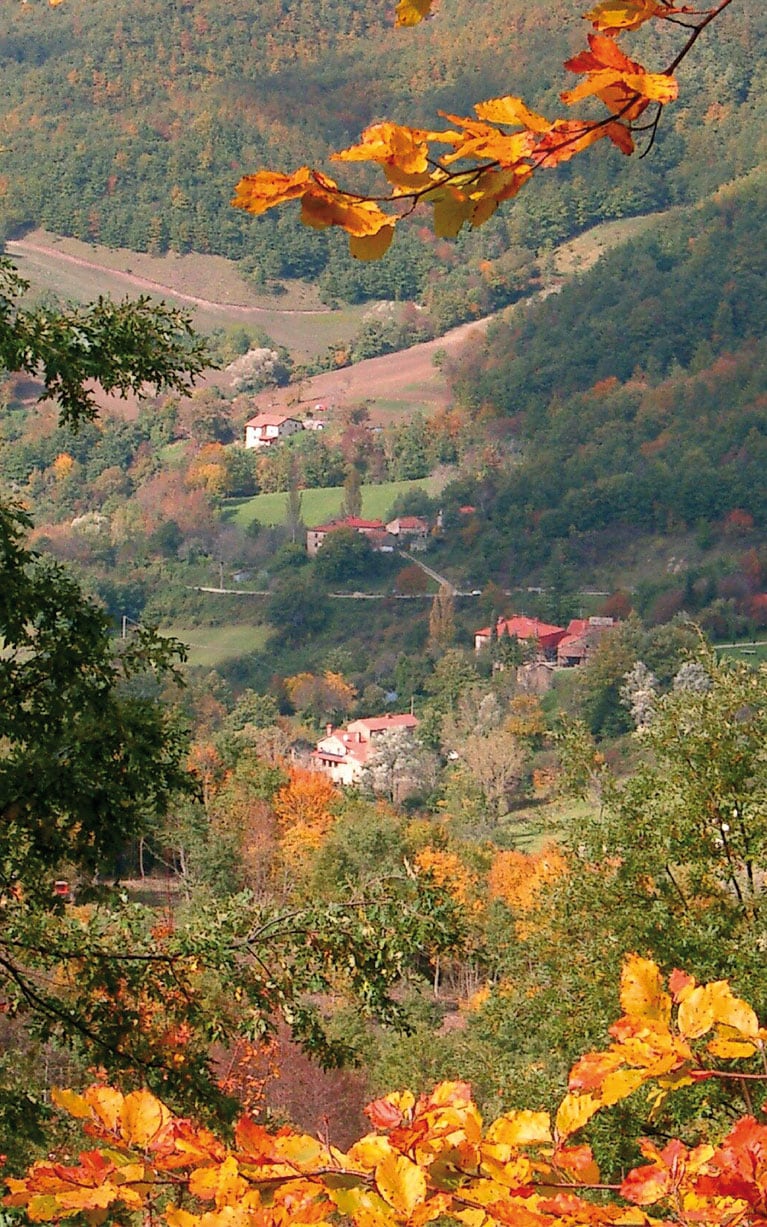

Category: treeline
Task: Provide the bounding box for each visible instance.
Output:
[1,0,765,305]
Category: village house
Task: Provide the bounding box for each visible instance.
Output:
[474,615,567,660]
[474,614,615,663]
[313,713,419,786]
[244,412,304,449]
[555,616,616,666]
[385,515,430,549]
[306,516,394,557]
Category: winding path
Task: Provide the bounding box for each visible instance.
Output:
[6,237,330,317]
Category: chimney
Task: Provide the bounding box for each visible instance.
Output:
[325,723,333,737]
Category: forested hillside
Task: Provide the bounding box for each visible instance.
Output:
[1,0,765,303]
[438,170,767,591]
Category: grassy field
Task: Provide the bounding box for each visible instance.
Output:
[160,623,269,668]
[716,640,767,663]
[6,231,366,361]
[224,477,445,529]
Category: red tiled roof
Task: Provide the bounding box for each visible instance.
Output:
[476,616,565,644]
[309,517,386,534]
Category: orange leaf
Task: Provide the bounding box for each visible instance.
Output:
[232,167,313,216]
[301,189,393,238]
[474,97,551,134]
[334,123,430,175]
[350,225,396,260]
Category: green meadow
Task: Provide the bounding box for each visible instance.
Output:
[224,477,444,529]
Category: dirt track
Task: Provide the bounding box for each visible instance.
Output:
[254,317,491,423]
[8,235,490,421]
[7,237,329,316]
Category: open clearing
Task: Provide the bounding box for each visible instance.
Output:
[7,210,669,420]
[160,622,269,668]
[6,230,366,360]
[224,476,445,528]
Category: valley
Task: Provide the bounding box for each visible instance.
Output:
[2,0,767,1198]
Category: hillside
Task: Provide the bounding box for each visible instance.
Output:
[1,0,765,307]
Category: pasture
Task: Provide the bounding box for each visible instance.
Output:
[224,476,444,529]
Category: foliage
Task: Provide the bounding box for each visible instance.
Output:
[10,958,767,1226]
[0,260,206,429]
[235,2,736,258]
[0,502,190,883]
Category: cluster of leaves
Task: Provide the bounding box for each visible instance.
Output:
[8,955,767,1226]
[234,1,733,258]
[0,260,207,429]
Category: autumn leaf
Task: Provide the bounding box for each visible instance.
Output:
[333,122,431,175]
[350,226,396,260]
[585,0,669,33]
[120,1090,169,1149]
[474,96,551,133]
[49,1089,92,1120]
[619,954,671,1026]
[301,189,394,239]
[375,1152,427,1215]
[330,1184,396,1227]
[232,167,314,215]
[365,1091,415,1130]
[554,1092,601,1139]
[395,0,433,27]
[189,1156,247,1208]
[485,1111,552,1148]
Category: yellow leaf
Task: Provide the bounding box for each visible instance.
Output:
[273,1133,326,1168]
[430,187,473,238]
[395,0,432,27]
[474,96,551,134]
[585,0,665,31]
[486,1110,552,1148]
[85,1087,124,1134]
[599,1068,648,1106]
[555,1093,601,1139]
[707,1035,759,1060]
[334,123,430,175]
[25,1196,65,1222]
[120,1090,169,1149]
[165,1211,201,1227]
[678,985,718,1039]
[330,1185,396,1227]
[453,1211,487,1227]
[50,1088,92,1119]
[347,1135,394,1170]
[620,955,671,1026]
[411,1193,454,1225]
[622,72,678,104]
[189,1157,247,1209]
[375,1152,427,1215]
[350,225,396,260]
[711,985,760,1036]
